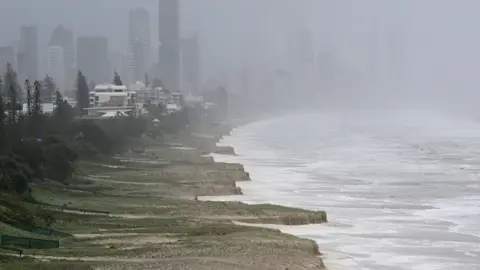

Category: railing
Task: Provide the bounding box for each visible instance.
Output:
[0,235,59,249]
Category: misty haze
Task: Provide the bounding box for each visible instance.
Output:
[0,1,479,270]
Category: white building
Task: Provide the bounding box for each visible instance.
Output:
[22,103,55,115]
[47,46,65,95]
[171,91,183,105]
[89,84,136,108]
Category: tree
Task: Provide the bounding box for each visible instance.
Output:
[76,71,90,115]
[25,80,34,136]
[25,80,32,117]
[3,63,22,99]
[42,75,56,102]
[0,93,5,153]
[7,84,19,129]
[53,91,74,134]
[0,154,32,195]
[88,80,95,91]
[152,78,163,89]
[33,81,43,117]
[73,121,112,155]
[30,81,43,137]
[43,139,78,184]
[113,71,123,86]
[144,73,150,87]
[12,138,44,180]
[146,103,165,119]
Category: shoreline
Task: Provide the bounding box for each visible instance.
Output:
[199,122,334,266]
[1,119,328,270]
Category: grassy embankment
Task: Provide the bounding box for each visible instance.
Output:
[0,124,327,270]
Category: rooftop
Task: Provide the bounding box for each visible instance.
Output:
[94,84,128,91]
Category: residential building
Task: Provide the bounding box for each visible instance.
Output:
[77,36,110,85]
[130,81,160,105]
[18,25,38,81]
[86,84,137,117]
[89,84,136,107]
[158,0,180,91]
[47,46,65,95]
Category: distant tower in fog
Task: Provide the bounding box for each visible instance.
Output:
[47,46,65,95]
[180,34,201,94]
[286,26,314,72]
[368,17,380,90]
[18,25,38,81]
[49,25,75,94]
[240,68,250,98]
[76,36,110,84]
[158,0,180,91]
[127,8,150,86]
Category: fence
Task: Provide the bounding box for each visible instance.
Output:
[0,235,59,249]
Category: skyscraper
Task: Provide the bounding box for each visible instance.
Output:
[49,25,75,94]
[18,25,38,81]
[127,8,150,85]
[286,26,314,72]
[0,46,16,75]
[76,36,110,85]
[158,0,180,91]
[47,46,65,95]
[180,34,201,94]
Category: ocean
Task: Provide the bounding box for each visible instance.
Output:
[208,110,480,270]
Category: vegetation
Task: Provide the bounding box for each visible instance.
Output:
[0,61,328,269]
[144,72,149,87]
[42,75,56,102]
[75,71,89,116]
[113,71,123,86]
[151,77,163,89]
[0,64,150,198]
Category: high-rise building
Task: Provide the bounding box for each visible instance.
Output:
[47,46,65,95]
[76,36,110,85]
[127,8,151,86]
[18,24,38,81]
[127,39,146,86]
[180,34,201,94]
[158,0,180,91]
[0,46,16,75]
[286,26,314,72]
[49,25,75,94]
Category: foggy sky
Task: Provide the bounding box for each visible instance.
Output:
[3,0,480,114]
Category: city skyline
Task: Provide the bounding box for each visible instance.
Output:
[0,0,318,94]
[0,1,199,95]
